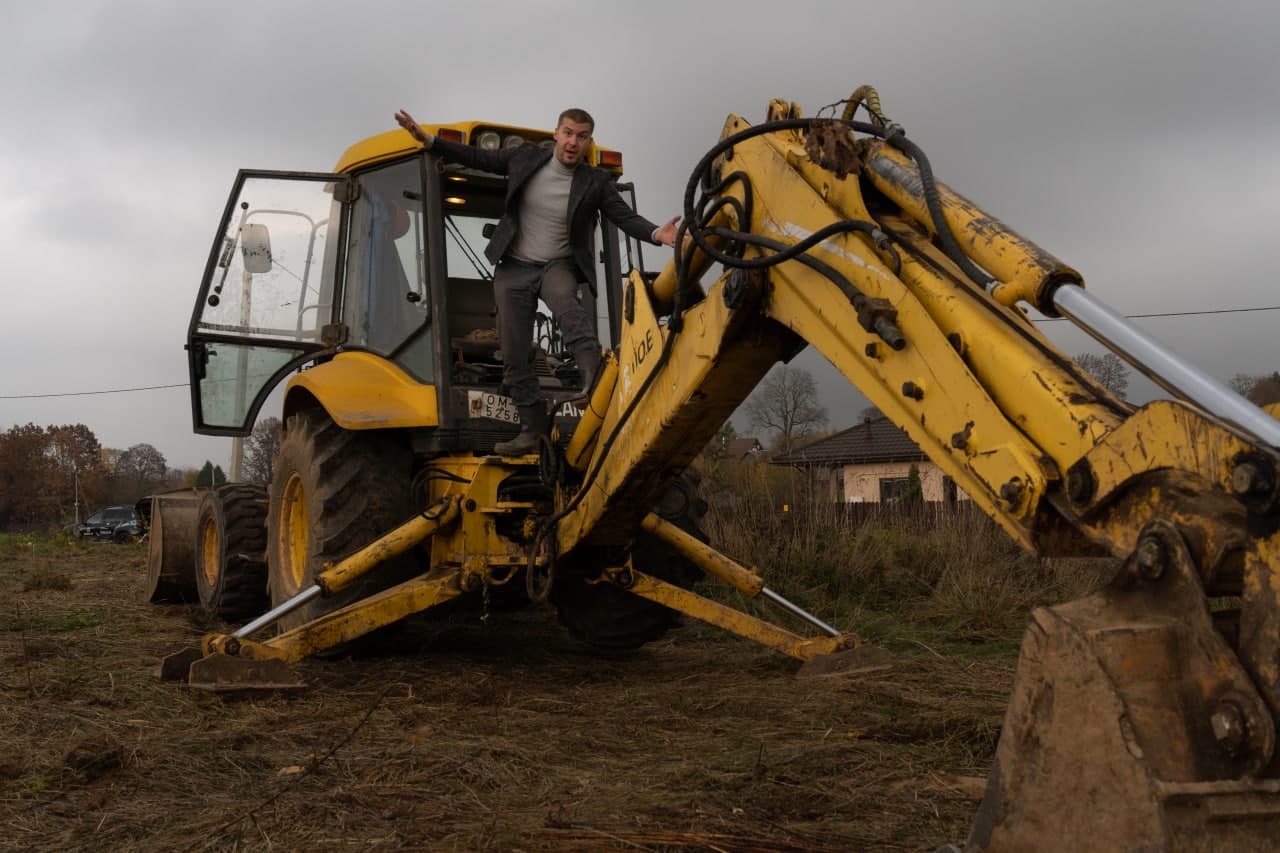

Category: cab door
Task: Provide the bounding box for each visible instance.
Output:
[187,171,351,435]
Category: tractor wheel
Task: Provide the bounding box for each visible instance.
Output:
[551,473,709,652]
[194,484,270,622]
[266,410,418,635]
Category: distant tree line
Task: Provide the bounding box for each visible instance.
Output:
[0,416,285,532]
[0,423,170,530]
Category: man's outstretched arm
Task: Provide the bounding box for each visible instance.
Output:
[394,109,434,148]
[599,183,680,248]
[394,108,516,175]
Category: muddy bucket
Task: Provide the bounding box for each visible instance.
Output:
[144,488,205,603]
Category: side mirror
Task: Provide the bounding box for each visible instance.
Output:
[241,223,273,274]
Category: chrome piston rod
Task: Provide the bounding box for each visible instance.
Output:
[233,586,322,639]
[760,587,841,637]
[1054,284,1280,449]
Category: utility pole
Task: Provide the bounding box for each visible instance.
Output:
[73,467,81,525]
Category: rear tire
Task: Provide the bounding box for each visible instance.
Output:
[266,410,418,636]
[194,484,270,622]
[551,473,709,652]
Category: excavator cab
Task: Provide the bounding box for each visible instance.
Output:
[185,122,638,450]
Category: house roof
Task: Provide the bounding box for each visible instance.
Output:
[770,416,927,466]
[726,437,763,460]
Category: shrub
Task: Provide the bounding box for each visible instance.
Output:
[698,460,1115,636]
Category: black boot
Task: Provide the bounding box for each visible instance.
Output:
[572,344,602,402]
[494,403,547,456]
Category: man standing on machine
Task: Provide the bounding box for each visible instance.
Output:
[394,107,680,455]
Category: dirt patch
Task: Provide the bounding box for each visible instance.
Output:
[0,543,1013,851]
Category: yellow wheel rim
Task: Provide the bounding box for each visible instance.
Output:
[199,516,219,588]
[280,473,309,592]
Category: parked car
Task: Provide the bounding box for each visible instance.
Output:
[78,505,145,542]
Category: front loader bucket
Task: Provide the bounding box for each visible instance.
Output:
[144,489,204,603]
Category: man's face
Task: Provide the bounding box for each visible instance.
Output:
[553,118,593,167]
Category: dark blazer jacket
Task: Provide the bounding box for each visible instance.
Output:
[428,136,660,294]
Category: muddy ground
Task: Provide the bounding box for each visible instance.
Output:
[1,542,1014,852]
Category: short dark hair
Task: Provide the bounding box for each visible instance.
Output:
[557,108,594,133]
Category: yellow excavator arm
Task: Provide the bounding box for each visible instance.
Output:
[553,91,1280,850]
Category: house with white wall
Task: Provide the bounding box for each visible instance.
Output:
[770,415,966,504]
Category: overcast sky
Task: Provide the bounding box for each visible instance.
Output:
[3,1,1279,469]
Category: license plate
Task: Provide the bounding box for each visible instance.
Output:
[468,391,520,424]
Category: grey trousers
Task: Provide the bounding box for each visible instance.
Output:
[493,257,597,408]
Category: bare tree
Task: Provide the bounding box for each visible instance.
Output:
[1249,372,1280,407]
[1229,373,1259,397]
[116,443,168,499]
[1229,372,1280,406]
[742,366,828,455]
[243,417,283,485]
[1075,352,1130,399]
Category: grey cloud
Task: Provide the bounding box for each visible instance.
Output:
[5,0,1280,468]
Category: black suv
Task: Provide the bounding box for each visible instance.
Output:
[78,505,145,542]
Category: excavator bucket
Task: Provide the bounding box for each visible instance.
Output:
[968,522,1280,851]
[144,488,204,603]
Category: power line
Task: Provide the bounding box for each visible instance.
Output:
[1035,304,1280,322]
[0,383,188,400]
[5,304,1280,401]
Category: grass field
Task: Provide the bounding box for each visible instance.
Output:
[0,513,1112,852]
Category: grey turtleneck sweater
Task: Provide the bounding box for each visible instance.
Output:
[509,156,575,263]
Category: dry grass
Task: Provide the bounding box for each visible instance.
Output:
[699,462,1116,650]
[1,538,1022,852]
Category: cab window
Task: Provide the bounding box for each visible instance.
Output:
[342,160,433,381]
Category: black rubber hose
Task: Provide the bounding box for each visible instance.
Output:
[884,134,993,289]
[682,117,978,290]
[681,118,886,270]
[707,226,905,350]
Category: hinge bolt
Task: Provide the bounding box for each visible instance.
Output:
[1066,464,1095,506]
[1134,535,1166,581]
[1210,701,1247,756]
[1231,462,1269,496]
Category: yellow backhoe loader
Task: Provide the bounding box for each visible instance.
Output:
[148,89,1280,849]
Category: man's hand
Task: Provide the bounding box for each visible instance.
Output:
[394,109,431,146]
[654,215,682,247]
